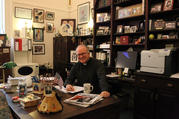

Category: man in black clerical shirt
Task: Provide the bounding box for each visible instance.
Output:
[65,45,110,97]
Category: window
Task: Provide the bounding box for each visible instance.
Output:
[0,0,5,34]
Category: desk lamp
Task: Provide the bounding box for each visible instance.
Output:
[0,61,17,84]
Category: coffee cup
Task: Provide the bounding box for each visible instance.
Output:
[83,83,93,94]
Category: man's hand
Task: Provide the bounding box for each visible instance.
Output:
[100,91,110,98]
[66,84,75,91]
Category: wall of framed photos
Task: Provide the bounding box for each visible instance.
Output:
[11,0,71,67]
[7,0,94,68]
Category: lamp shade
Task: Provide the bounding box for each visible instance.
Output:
[3,61,17,69]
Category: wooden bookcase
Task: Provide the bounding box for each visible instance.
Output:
[93,0,179,69]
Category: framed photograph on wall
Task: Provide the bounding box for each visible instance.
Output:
[33,8,44,23]
[46,22,54,33]
[15,7,32,19]
[33,28,44,42]
[32,44,45,55]
[163,0,174,11]
[61,19,76,36]
[77,2,90,24]
[45,11,55,20]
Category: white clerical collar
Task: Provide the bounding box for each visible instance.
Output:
[82,63,87,65]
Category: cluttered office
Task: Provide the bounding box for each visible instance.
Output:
[0,0,179,119]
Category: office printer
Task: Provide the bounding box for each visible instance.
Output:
[140,48,178,75]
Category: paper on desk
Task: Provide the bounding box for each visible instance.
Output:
[170,73,179,78]
[106,74,119,78]
[54,86,84,93]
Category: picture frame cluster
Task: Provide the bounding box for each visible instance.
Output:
[32,9,55,23]
[150,0,174,13]
[14,7,56,55]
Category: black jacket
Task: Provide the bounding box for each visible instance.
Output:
[65,58,109,93]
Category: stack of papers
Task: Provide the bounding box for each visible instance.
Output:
[170,73,179,78]
[54,86,84,93]
[64,93,103,107]
[106,74,119,78]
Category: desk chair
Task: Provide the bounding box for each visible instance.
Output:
[0,90,13,119]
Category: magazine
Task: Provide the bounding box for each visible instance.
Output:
[64,93,103,107]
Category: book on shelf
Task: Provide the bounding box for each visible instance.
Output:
[64,93,103,107]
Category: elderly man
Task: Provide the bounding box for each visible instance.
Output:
[65,45,110,97]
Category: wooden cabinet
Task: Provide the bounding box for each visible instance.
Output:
[134,72,179,119]
[0,47,10,82]
[53,36,77,79]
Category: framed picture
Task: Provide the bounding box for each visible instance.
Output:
[15,7,32,19]
[32,44,45,55]
[33,8,44,23]
[45,11,55,20]
[44,85,53,96]
[165,21,176,29]
[150,3,162,13]
[33,28,44,42]
[0,34,6,47]
[117,25,123,33]
[61,19,76,36]
[154,19,165,30]
[70,50,78,63]
[46,22,54,33]
[130,26,138,33]
[33,83,43,94]
[163,0,174,11]
[77,2,90,24]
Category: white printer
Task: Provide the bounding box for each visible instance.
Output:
[140,49,178,75]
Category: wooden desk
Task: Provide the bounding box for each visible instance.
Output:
[5,91,120,119]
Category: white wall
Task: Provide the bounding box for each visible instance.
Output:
[5,0,94,68]
[9,0,70,68]
[69,0,93,30]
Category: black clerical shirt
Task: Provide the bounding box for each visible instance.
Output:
[65,58,109,93]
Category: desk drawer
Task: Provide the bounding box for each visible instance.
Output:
[160,80,179,92]
[135,76,161,89]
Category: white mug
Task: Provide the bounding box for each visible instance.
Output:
[83,83,93,94]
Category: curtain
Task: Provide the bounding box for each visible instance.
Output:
[0,0,5,34]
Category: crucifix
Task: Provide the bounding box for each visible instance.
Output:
[68,0,71,5]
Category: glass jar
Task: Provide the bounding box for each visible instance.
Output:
[18,79,27,97]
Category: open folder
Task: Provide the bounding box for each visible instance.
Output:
[54,85,84,93]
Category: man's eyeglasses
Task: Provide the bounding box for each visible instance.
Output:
[77,52,88,56]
